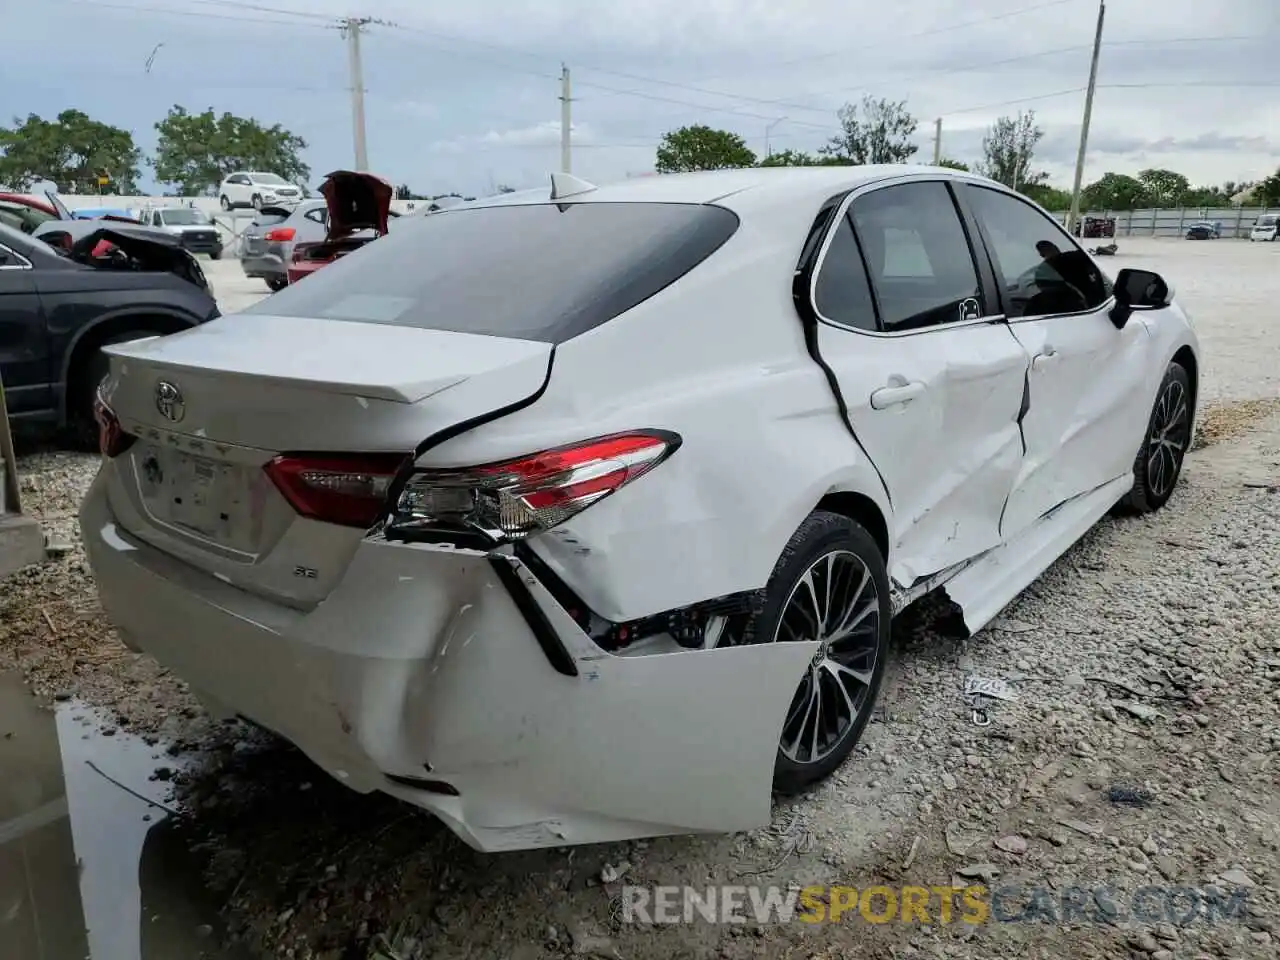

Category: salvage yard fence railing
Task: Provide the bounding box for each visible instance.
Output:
[1050,205,1274,239]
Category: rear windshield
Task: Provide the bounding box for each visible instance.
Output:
[249,201,740,343]
[1258,215,1278,227]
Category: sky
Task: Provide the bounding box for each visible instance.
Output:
[2,0,1277,197]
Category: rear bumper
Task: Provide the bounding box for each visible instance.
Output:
[286,261,324,284]
[240,253,285,278]
[80,469,813,852]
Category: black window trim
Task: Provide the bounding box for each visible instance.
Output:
[959,182,1116,325]
[808,174,1005,339]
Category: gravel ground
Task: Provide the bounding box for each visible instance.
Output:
[3,238,1279,959]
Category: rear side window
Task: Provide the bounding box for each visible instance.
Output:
[251,202,740,343]
[814,215,876,331]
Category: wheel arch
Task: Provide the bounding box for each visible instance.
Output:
[814,489,890,563]
[1171,343,1199,427]
[59,309,198,423]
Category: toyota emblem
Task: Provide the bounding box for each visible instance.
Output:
[155,380,186,423]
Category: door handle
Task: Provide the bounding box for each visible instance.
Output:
[1032,347,1059,370]
[870,381,926,410]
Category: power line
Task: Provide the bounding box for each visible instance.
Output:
[50,0,331,28]
[164,0,334,20]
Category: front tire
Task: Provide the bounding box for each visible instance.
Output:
[724,511,892,795]
[1120,362,1192,514]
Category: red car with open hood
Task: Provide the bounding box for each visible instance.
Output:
[286,170,393,284]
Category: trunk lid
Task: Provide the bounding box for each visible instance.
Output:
[319,170,391,240]
[99,314,552,604]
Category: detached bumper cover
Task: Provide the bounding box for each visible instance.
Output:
[80,472,816,852]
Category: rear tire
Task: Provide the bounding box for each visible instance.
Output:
[266,276,289,292]
[209,249,222,261]
[1119,362,1192,514]
[219,195,231,211]
[722,511,892,795]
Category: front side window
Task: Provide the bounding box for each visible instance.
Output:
[967,186,1110,319]
[850,182,984,332]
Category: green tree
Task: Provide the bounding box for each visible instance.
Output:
[153,105,310,196]
[495,184,517,193]
[656,125,756,173]
[759,149,822,167]
[1021,184,1072,211]
[820,96,918,165]
[937,157,969,171]
[977,111,1046,190]
[0,109,142,193]
[395,183,429,200]
[1137,168,1191,207]
[1254,169,1280,206]
[1081,172,1149,210]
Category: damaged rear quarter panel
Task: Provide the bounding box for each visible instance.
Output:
[418,227,893,622]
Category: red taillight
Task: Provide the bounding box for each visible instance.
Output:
[264,226,296,242]
[391,431,680,542]
[264,454,408,528]
[93,389,133,458]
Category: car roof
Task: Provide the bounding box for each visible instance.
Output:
[453,166,1016,238]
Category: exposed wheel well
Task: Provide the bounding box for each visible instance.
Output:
[64,314,194,422]
[1171,345,1198,421]
[815,491,889,561]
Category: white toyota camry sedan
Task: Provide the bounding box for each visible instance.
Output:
[81,166,1199,852]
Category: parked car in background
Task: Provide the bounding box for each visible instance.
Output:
[218,172,303,211]
[286,171,395,284]
[0,219,217,445]
[0,194,59,234]
[71,207,141,222]
[1073,216,1116,239]
[27,190,161,259]
[1250,213,1278,241]
[144,206,224,259]
[82,167,1199,852]
[240,200,328,292]
[1184,221,1220,240]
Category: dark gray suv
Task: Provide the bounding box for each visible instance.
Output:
[239,200,328,292]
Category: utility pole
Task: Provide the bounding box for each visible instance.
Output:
[764,117,788,158]
[342,17,371,171]
[559,64,572,173]
[1067,0,1106,235]
[933,118,942,164]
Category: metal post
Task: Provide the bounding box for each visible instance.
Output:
[1067,0,1106,235]
[765,117,788,158]
[344,17,370,171]
[560,64,572,173]
[933,118,942,164]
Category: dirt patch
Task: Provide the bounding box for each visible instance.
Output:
[1193,397,1280,450]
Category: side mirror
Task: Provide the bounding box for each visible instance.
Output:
[1109,268,1172,329]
